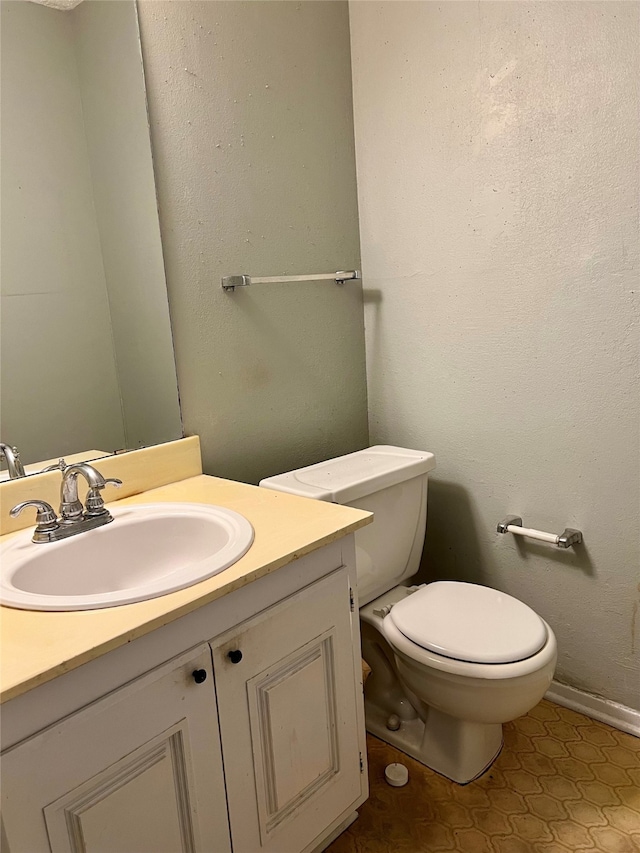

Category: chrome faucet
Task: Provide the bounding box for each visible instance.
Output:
[0,443,26,479]
[10,463,122,543]
[59,463,122,523]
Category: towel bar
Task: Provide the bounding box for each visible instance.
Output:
[221,270,360,292]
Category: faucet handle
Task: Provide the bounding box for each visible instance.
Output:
[84,478,123,517]
[10,500,60,539]
[39,458,68,474]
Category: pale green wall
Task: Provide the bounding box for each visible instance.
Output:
[138,0,368,485]
[350,1,640,709]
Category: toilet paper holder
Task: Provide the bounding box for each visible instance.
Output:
[497,516,583,549]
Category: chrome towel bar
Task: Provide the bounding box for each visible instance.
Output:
[497,516,583,549]
[221,270,360,292]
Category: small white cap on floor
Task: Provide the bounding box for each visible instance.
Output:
[385,762,409,787]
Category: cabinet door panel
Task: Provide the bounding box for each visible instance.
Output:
[250,630,339,828]
[212,568,364,853]
[1,645,230,853]
[44,722,195,853]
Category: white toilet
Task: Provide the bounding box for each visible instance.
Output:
[260,446,557,784]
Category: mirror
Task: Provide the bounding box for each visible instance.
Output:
[0,0,182,475]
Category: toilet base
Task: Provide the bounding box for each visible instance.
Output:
[365,699,503,784]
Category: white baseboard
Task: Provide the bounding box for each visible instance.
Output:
[545,680,640,738]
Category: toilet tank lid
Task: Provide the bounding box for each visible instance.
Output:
[259,446,436,503]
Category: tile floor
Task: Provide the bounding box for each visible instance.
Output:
[327,701,640,853]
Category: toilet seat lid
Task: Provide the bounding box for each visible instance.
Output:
[389,582,547,664]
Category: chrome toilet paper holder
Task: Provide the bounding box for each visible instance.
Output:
[497,516,583,549]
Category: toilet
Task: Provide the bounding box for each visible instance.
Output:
[259,446,557,784]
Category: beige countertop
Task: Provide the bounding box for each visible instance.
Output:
[0,474,371,704]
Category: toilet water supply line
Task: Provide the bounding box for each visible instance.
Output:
[497,517,583,549]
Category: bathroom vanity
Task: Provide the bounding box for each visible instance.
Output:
[0,442,372,853]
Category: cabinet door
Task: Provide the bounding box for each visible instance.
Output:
[1,645,231,853]
[211,567,365,853]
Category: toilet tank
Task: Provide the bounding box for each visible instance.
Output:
[259,446,436,605]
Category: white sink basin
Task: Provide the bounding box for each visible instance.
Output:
[0,503,254,611]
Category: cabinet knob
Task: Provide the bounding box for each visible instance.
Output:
[192,668,208,684]
[227,649,243,664]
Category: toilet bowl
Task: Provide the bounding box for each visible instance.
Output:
[361,583,557,782]
[260,446,557,784]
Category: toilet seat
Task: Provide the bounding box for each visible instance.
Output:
[388,581,547,664]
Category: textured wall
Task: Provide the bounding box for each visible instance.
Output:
[138,1,368,484]
[350,2,639,708]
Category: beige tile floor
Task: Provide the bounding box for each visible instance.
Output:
[327,700,640,853]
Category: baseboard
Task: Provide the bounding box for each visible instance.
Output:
[545,680,640,738]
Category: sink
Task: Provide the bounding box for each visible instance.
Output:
[0,503,254,611]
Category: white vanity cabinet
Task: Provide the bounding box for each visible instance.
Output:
[1,644,231,853]
[1,543,367,853]
[212,568,364,853]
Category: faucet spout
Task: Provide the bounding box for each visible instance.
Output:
[0,443,26,479]
[60,463,111,522]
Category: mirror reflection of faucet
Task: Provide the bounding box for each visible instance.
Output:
[38,458,68,474]
[10,463,122,544]
[0,443,26,479]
